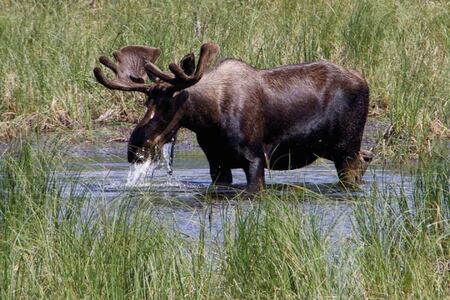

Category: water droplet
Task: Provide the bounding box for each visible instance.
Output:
[125,159,158,187]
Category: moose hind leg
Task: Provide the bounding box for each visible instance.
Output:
[243,157,265,192]
[334,150,374,185]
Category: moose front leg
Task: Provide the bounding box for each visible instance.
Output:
[244,157,265,192]
[209,163,233,185]
[197,135,233,186]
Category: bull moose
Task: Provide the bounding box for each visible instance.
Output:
[93,42,373,191]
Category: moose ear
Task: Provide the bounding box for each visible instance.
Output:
[179,53,195,76]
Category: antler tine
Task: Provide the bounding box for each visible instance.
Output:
[179,53,195,76]
[168,63,192,81]
[143,43,219,92]
[194,43,220,77]
[93,67,152,93]
[167,43,219,82]
[144,61,177,84]
[99,56,118,74]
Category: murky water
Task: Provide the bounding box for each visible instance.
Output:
[61,142,413,243]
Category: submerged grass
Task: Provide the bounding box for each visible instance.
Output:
[0,141,448,298]
[0,0,449,158]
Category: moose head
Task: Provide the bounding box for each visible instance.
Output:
[93,43,220,163]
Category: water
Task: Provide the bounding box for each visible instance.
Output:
[64,143,413,243]
[162,138,175,176]
[123,141,176,187]
[125,159,155,186]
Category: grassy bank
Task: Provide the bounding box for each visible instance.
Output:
[0,0,449,159]
[0,141,448,298]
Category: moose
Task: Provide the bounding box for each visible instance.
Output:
[93,43,373,191]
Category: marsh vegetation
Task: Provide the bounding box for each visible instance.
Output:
[0,0,449,298]
[0,140,448,298]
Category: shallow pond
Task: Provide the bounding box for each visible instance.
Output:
[59,142,413,243]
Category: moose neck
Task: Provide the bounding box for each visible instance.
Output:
[179,79,224,134]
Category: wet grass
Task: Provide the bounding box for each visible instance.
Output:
[0,0,449,159]
[0,142,448,298]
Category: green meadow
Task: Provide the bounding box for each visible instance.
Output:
[0,0,449,298]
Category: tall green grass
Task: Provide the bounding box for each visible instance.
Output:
[0,0,448,157]
[354,159,449,298]
[0,142,448,298]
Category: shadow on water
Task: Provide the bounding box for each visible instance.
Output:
[62,143,413,243]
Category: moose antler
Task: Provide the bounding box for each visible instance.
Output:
[144,43,220,92]
[94,43,219,94]
[93,45,161,93]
